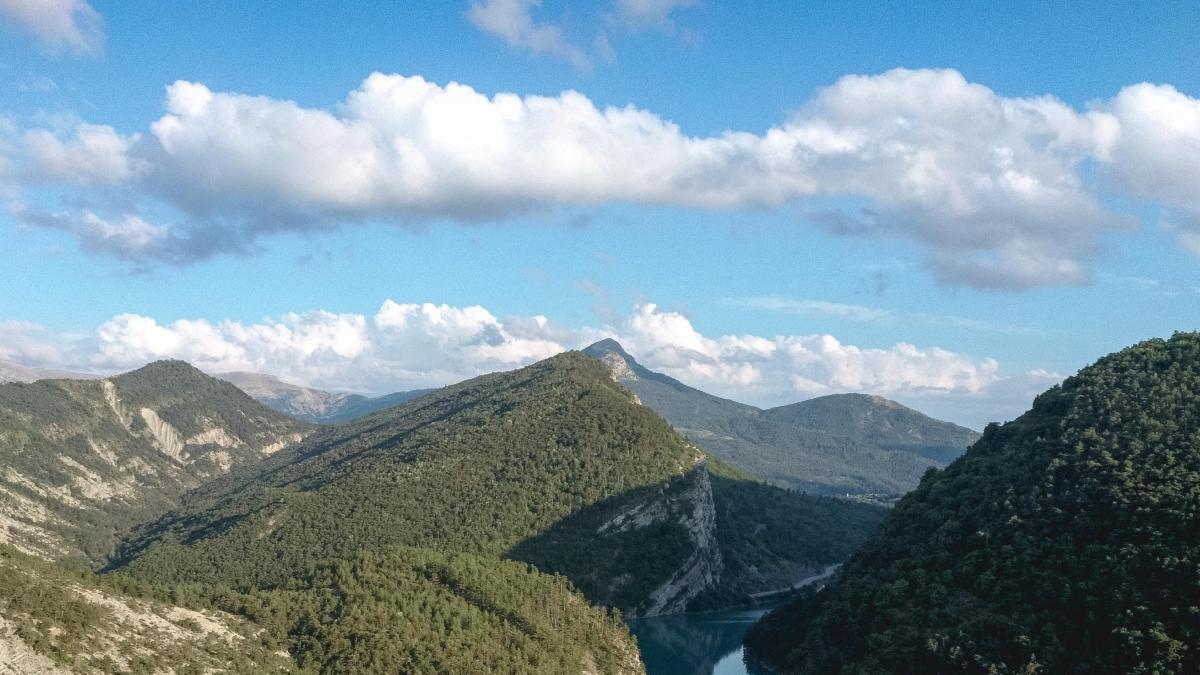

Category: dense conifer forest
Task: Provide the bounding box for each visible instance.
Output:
[745,333,1200,674]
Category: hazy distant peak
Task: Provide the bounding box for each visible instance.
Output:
[0,358,103,383]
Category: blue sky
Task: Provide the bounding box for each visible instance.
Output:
[1,0,1199,428]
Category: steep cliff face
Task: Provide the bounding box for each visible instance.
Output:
[511,459,887,618]
[0,361,309,562]
[609,466,724,617]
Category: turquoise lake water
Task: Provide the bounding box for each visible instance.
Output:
[627,606,775,675]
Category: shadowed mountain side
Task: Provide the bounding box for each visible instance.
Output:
[507,465,886,617]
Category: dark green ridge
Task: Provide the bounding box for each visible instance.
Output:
[745,332,1200,674]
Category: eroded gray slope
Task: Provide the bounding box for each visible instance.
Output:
[0,361,308,561]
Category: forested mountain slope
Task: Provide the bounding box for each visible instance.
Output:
[745,333,1200,674]
[108,352,883,617]
[0,361,308,562]
[583,339,979,496]
[227,548,644,674]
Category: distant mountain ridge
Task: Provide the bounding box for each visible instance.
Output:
[0,358,101,384]
[216,371,432,423]
[583,339,980,497]
[0,360,309,561]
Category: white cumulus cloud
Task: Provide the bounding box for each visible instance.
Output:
[25,124,143,186]
[0,300,1057,427]
[1100,83,1200,253]
[613,303,1000,403]
[12,69,1200,287]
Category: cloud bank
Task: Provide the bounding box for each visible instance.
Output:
[0,300,1051,428]
[10,68,1200,287]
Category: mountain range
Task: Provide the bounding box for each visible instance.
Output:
[2,334,1194,673]
[0,343,993,673]
[0,359,99,384]
[583,339,980,498]
[110,352,885,617]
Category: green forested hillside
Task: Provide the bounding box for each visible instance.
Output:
[225,548,643,674]
[582,340,978,497]
[109,353,698,588]
[2,540,641,675]
[0,361,308,561]
[745,333,1200,674]
[109,351,883,619]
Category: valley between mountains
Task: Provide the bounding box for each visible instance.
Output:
[0,340,915,673]
[6,336,1193,674]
